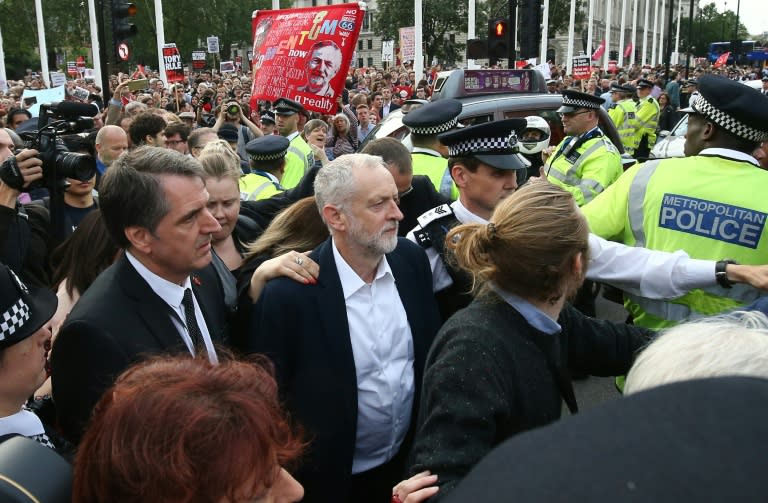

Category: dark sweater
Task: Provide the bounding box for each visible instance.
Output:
[408,293,651,500]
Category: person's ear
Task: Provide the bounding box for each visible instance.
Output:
[124,226,153,254]
[322,204,346,233]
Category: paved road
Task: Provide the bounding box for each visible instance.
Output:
[567,290,631,414]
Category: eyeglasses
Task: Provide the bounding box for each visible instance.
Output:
[397,186,414,199]
[559,110,591,119]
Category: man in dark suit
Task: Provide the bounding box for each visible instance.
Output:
[361,137,450,236]
[378,86,401,119]
[249,153,441,503]
[50,147,229,443]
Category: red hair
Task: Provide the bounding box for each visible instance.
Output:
[73,354,303,502]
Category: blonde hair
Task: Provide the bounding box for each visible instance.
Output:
[198,140,242,183]
[447,181,589,301]
[244,197,328,260]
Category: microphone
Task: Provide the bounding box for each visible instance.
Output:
[49,101,98,117]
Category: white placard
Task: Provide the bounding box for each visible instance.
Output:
[382,40,394,63]
[207,36,220,54]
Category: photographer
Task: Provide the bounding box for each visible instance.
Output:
[212,101,263,164]
[0,128,51,288]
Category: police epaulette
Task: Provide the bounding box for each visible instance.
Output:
[417,204,452,228]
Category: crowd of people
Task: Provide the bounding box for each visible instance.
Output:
[1,54,768,502]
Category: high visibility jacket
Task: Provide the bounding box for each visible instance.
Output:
[280,134,313,189]
[239,172,283,201]
[608,99,640,154]
[635,96,660,148]
[545,134,623,206]
[411,151,459,200]
[582,154,768,328]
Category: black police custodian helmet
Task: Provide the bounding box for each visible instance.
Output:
[438,118,530,172]
[0,264,56,350]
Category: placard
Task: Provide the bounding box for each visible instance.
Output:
[399,27,415,61]
[250,3,364,114]
[162,44,184,83]
[192,50,207,70]
[207,36,220,54]
[571,56,591,80]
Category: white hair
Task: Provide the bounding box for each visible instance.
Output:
[624,310,768,395]
[313,153,386,229]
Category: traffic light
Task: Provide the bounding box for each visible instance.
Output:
[519,0,542,59]
[488,19,509,60]
[112,2,138,43]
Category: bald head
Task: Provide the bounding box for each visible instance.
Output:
[95,125,129,167]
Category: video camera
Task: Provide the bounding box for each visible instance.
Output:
[0,101,97,191]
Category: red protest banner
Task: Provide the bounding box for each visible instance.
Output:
[713,52,730,69]
[250,3,365,114]
[162,44,184,83]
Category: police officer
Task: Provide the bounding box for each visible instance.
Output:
[543,90,623,207]
[634,78,660,161]
[239,135,289,201]
[272,98,313,189]
[407,118,530,319]
[608,83,640,155]
[583,75,768,329]
[402,98,462,200]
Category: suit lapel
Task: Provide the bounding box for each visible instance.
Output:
[190,265,226,344]
[116,255,189,353]
[313,239,358,410]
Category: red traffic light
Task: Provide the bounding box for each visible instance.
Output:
[115,2,137,17]
[494,20,507,37]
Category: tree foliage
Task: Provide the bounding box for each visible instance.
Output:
[0,0,269,79]
[677,2,750,58]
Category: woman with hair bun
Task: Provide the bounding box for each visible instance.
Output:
[406,181,651,500]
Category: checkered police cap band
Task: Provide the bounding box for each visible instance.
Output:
[693,95,768,143]
[562,96,600,109]
[249,149,288,161]
[448,132,519,157]
[0,298,31,342]
[410,116,459,135]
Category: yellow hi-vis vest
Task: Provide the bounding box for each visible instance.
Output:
[635,96,660,149]
[411,151,459,200]
[583,155,768,329]
[545,135,622,207]
[280,134,313,189]
[608,100,640,154]
[239,172,283,201]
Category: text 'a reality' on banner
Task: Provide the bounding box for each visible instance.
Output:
[250,3,365,114]
[163,43,184,83]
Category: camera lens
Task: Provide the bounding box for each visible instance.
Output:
[57,152,97,182]
[227,104,240,115]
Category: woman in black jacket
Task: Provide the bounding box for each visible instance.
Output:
[657,92,681,133]
[407,182,651,501]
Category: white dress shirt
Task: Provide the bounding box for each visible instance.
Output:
[406,200,721,300]
[331,240,414,474]
[0,409,45,438]
[126,252,219,363]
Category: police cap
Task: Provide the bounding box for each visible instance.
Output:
[682,74,768,143]
[260,113,276,125]
[636,78,654,89]
[557,90,605,113]
[438,118,530,171]
[402,98,462,136]
[0,264,57,350]
[245,135,289,161]
[610,83,636,94]
[217,123,239,143]
[273,97,306,117]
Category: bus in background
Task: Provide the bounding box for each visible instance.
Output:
[707,41,767,65]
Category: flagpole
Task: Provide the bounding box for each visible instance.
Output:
[34,0,50,88]
[468,0,476,68]
[540,0,549,63]
[618,0,627,68]
[155,0,167,83]
[414,0,423,81]
[603,0,612,71]
[87,0,102,96]
[566,0,576,76]
[658,0,665,64]
[630,0,638,65]
[587,0,595,57]
[651,0,659,66]
[642,0,650,65]
[674,0,682,64]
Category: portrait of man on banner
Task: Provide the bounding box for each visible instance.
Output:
[249,3,364,115]
[297,40,343,97]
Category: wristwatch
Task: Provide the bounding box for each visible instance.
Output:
[715,259,738,289]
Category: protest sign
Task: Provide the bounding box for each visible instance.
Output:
[399,27,415,61]
[192,50,207,70]
[250,3,364,114]
[162,44,184,83]
[571,56,591,80]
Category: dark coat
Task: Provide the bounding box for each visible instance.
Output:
[398,175,451,237]
[50,254,230,443]
[248,237,441,502]
[408,293,651,500]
